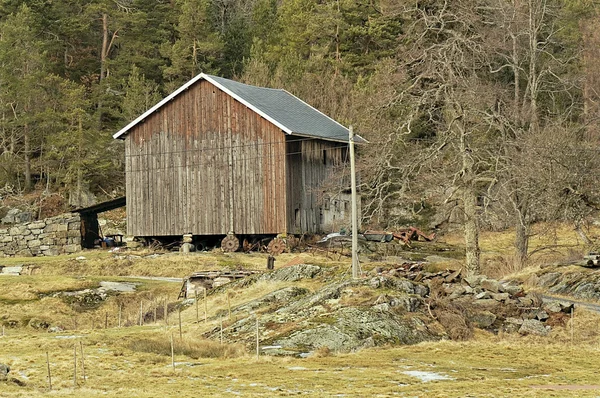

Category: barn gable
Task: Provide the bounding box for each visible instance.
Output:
[114,73,359,143]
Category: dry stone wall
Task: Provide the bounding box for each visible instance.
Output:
[0,213,81,257]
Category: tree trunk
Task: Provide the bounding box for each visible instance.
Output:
[100,13,109,81]
[464,183,481,276]
[24,124,31,191]
[514,207,528,267]
[458,117,481,276]
[575,221,593,245]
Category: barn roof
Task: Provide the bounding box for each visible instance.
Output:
[113,73,362,143]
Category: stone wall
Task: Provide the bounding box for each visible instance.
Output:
[0,213,82,257]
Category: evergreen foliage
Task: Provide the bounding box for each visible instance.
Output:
[0,0,598,265]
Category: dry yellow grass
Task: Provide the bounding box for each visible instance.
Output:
[2,325,600,397]
[2,224,600,396]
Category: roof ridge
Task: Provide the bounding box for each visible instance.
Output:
[204,74,286,92]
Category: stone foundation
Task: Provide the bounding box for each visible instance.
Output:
[0,213,82,257]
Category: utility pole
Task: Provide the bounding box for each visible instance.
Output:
[349,126,360,279]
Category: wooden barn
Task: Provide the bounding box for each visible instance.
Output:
[113,74,361,251]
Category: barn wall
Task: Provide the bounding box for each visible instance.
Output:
[125,80,287,237]
[286,138,348,234]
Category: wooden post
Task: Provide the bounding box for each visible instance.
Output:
[220,317,223,344]
[164,299,169,325]
[73,343,77,388]
[178,308,183,340]
[349,125,360,279]
[46,351,52,390]
[195,289,199,323]
[170,332,175,370]
[571,307,575,349]
[256,316,260,360]
[105,312,108,329]
[79,341,86,383]
[139,301,143,326]
[118,304,122,328]
[227,292,232,320]
[153,301,157,323]
[204,289,207,323]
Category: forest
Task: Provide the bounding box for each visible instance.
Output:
[1,0,600,273]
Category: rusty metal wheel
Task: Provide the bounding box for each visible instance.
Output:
[221,234,240,252]
[267,237,286,255]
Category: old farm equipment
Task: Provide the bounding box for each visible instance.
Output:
[178,270,261,299]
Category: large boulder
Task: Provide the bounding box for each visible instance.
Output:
[469,311,497,328]
[519,319,550,336]
[274,307,440,352]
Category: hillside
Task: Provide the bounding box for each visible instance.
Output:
[2,229,600,396]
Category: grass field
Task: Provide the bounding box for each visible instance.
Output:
[2,226,600,397]
[3,327,600,397]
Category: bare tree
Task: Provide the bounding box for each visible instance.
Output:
[486,0,588,265]
[370,0,503,276]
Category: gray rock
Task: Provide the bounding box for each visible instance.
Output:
[259,264,321,282]
[447,285,466,299]
[274,307,440,352]
[535,310,549,321]
[372,303,391,312]
[444,269,462,283]
[480,278,500,293]
[27,239,41,248]
[469,311,497,328]
[519,319,550,336]
[536,272,562,288]
[473,299,498,307]
[505,317,524,325]
[559,301,574,314]
[518,297,533,306]
[399,297,421,312]
[42,248,60,256]
[491,292,510,301]
[64,244,81,253]
[395,279,415,294]
[543,301,562,313]
[277,281,353,315]
[464,275,484,287]
[502,317,524,333]
[475,291,491,300]
[413,284,429,297]
[0,363,9,381]
[28,222,46,229]
[501,283,523,296]
[236,287,309,313]
[369,276,414,294]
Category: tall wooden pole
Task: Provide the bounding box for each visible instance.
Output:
[73,344,77,388]
[349,125,359,279]
[46,351,52,390]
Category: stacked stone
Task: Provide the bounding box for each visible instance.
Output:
[0,213,81,257]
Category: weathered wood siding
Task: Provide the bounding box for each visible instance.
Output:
[286,138,347,234]
[125,80,287,237]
